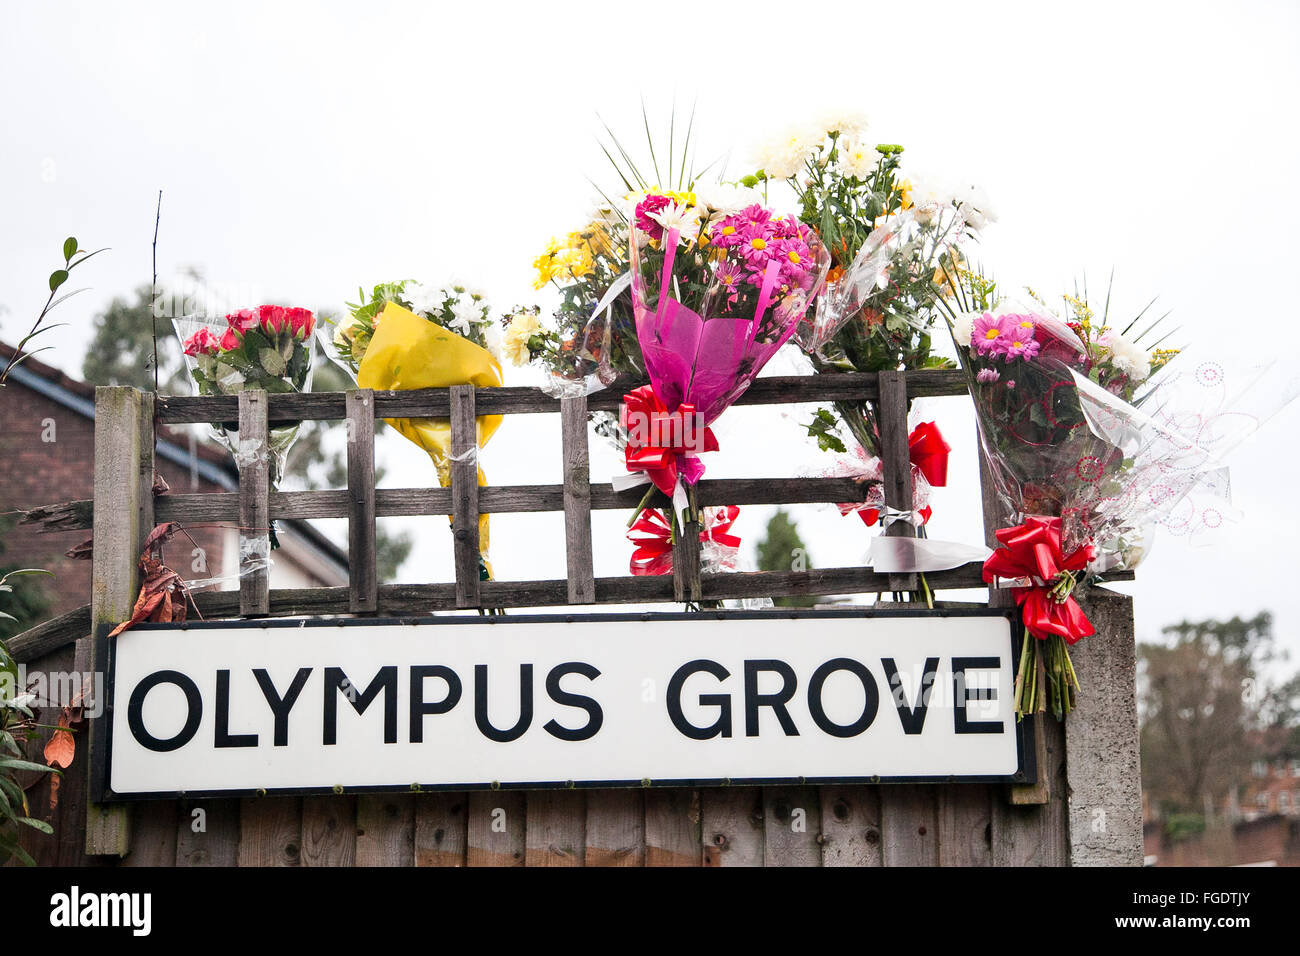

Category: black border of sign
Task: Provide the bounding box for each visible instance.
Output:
[91,607,1035,802]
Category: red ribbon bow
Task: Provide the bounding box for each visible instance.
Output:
[621,385,719,496]
[982,516,1096,644]
[629,506,740,576]
[908,421,951,488]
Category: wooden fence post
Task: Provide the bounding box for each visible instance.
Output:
[450,385,480,609]
[86,386,154,856]
[237,390,270,616]
[877,370,918,593]
[1064,588,1143,865]
[346,389,377,613]
[560,396,595,605]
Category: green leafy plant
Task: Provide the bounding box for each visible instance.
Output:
[1,237,106,386]
[0,568,58,866]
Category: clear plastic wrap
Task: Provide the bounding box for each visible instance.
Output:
[174,310,317,488]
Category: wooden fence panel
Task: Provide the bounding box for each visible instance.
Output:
[466,791,524,867]
[3,372,1146,867]
[414,793,468,867]
[818,785,883,867]
[355,794,415,866]
[301,795,357,867]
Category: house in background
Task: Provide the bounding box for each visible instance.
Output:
[0,341,347,625]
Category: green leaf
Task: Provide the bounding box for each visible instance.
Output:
[63,236,78,261]
[48,270,68,292]
[0,757,59,775]
[0,568,53,580]
[17,816,53,834]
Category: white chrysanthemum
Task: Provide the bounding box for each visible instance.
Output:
[449,295,487,336]
[952,311,976,348]
[837,139,880,180]
[951,182,997,232]
[757,123,824,180]
[482,323,503,364]
[694,182,763,216]
[404,281,447,318]
[1099,330,1151,382]
[817,108,868,139]
[646,200,703,244]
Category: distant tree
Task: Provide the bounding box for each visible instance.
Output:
[755,508,815,607]
[81,284,186,393]
[1139,612,1278,818]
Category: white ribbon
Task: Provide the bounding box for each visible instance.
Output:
[590,271,633,324]
[866,537,993,573]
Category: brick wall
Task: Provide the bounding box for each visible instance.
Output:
[1,379,229,620]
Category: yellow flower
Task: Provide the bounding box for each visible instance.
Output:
[895,178,913,210]
[503,311,543,367]
[554,243,594,280]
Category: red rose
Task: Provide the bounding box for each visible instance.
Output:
[258,304,288,334]
[226,308,259,334]
[182,326,221,356]
[286,307,314,339]
[219,327,241,351]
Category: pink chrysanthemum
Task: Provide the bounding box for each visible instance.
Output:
[976,367,1000,384]
[971,312,1015,357]
[1003,332,1041,361]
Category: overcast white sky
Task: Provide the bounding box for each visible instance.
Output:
[3,1,1298,673]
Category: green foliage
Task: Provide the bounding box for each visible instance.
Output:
[1164,812,1207,843]
[804,408,847,454]
[0,514,52,642]
[754,509,816,608]
[2,236,105,387]
[0,565,58,866]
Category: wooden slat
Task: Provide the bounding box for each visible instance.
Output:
[152,370,972,423]
[644,789,702,867]
[237,390,270,616]
[466,791,525,867]
[414,792,468,867]
[86,385,154,856]
[524,790,585,866]
[880,784,939,865]
[991,716,1070,866]
[301,795,357,866]
[937,786,994,866]
[672,515,702,604]
[175,799,240,866]
[355,794,416,866]
[584,789,644,866]
[878,369,917,593]
[449,385,480,609]
[762,786,822,867]
[818,785,883,866]
[701,788,764,867]
[560,396,595,604]
[20,476,890,531]
[122,801,178,866]
[11,564,1138,663]
[346,390,377,612]
[237,797,303,866]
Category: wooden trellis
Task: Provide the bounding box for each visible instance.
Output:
[8,370,1144,866]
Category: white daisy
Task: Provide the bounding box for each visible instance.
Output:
[837,138,880,180]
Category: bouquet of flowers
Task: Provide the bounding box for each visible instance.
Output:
[748,114,990,461]
[504,206,642,397]
[948,280,1177,718]
[627,505,741,576]
[622,190,831,528]
[334,280,502,578]
[176,305,318,488]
